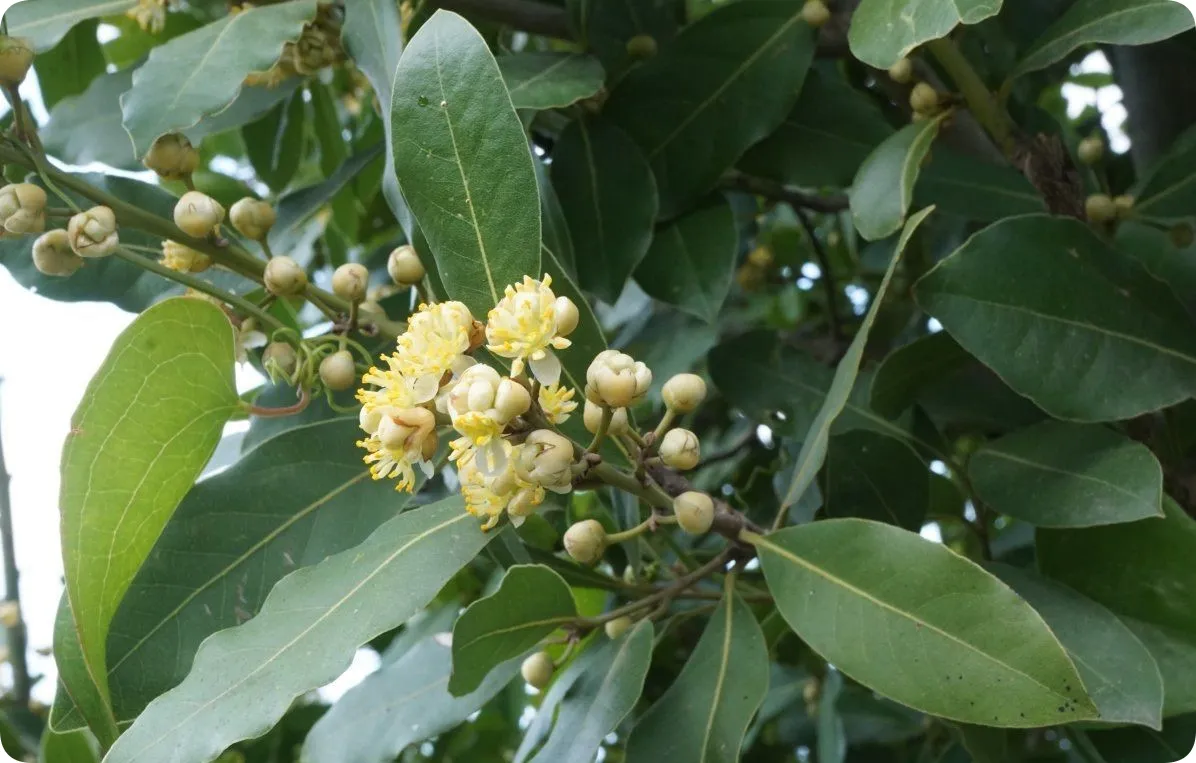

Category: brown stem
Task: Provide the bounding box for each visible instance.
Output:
[571,550,733,630]
[0,383,31,703]
[720,172,850,213]
[794,206,844,344]
[243,387,311,418]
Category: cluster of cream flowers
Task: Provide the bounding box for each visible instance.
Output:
[357,274,581,530]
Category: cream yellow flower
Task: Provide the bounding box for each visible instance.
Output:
[486,274,577,386]
[357,407,438,492]
[445,365,529,473]
[396,301,476,381]
[459,441,545,531]
[538,383,578,425]
[162,240,211,274]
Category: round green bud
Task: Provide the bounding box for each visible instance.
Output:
[1077,136,1105,166]
[262,342,298,377]
[387,244,425,286]
[659,428,700,471]
[1085,193,1117,224]
[909,82,940,115]
[662,373,707,413]
[563,519,606,565]
[264,255,308,297]
[673,491,714,534]
[319,350,357,391]
[801,0,831,27]
[625,34,658,59]
[332,262,370,303]
[521,651,554,689]
[604,616,634,640]
[888,57,914,84]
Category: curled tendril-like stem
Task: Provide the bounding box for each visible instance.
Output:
[242,387,311,418]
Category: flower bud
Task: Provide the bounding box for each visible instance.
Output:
[585,350,652,408]
[0,37,34,88]
[660,428,700,470]
[625,34,657,59]
[888,57,913,84]
[909,82,939,115]
[801,0,831,27]
[1085,193,1117,224]
[494,378,531,421]
[264,255,308,296]
[332,263,369,303]
[174,191,225,237]
[521,651,554,689]
[31,230,83,276]
[1172,223,1195,250]
[378,407,436,452]
[143,133,200,180]
[604,616,633,640]
[583,401,629,436]
[0,183,45,234]
[320,350,357,391]
[673,491,714,534]
[1078,136,1105,166]
[662,373,707,413]
[1114,194,1135,218]
[514,429,575,493]
[162,240,211,274]
[564,519,606,565]
[0,601,19,629]
[68,206,118,257]
[553,296,579,337]
[262,342,297,377]
[387,244,425,286]
[229,198,276,241]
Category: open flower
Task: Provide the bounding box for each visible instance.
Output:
[445,365,529,473]
[459,441,545,531]
[395,301,476,381]
[538,383,578,425]
[357,407,438,492]
[486,274,577,386]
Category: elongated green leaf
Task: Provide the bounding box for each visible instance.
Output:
[391,10,541,317]
[302,621,520,763]
[119,0,316,157]
[59,298,238,742]
[970,420,1163,528]
[567,0,677,77]
[825,431,927,531]
[343,0,414,238]
[105,499,494,763]
[851,116,944,241]
[1086,714,1196,763]
[818,669,847,763]
[753,519,1097,726]
[780,207,933,513]
[625,593,768,763]
[450,564,577,696]
[499,53,604,110]
[1013,0,1193,77]
[50,596,105,735]
[635,196,737,323]
[270,146,384,247]
[604,0,815,217]
[35,20,105,110]
[915,214,1196,421]
[552,118,658,303]
[537,159,576,277]
[516,621,654,763]
[1135,127,1196,225]
[916,149,1046,222]
[848,0,1004,69]
[990,564,1164,729]
[6,0,136,51]
[243,86,306,191]
[42,68,138,169]
[39,729,98,763]
[1039,500,1196,715]
[870,332,973,419]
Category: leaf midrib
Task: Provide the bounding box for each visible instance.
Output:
[972,447,1157,510]
[698,597,733,763]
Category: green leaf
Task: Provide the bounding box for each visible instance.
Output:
[1134,127,1196,225]
[990,564,1164,729]
[59,298,238,742]
[1013,0,1193,78]
[869,332,973,419]
[624,592,768,763]
[969,420,1163,528]
[851,117,945,241]
[6,0,137,51]
[49,596,104,734]
[104,499,495,763]
[391,10,541,317]
[779,207,933,513]
[1086,714,1196,763]
[824,431,928,531]
[1038,499,1196,716]
[567,0,677,78]
[516,621,654,763]
[604,0,815,217]
[542,246,608,401]
[342,0,415,238]
[449,564,577,697]
[119,0,317,157]
[915,149,1046,222]
[752,519,1098,726]
[738,68,893,188]
[551,118,658,303]
[818,669,847,763]
[915,214,1196,422]
[34,19,106,110]
[270,146,384,248]
[848,0,1004,69]
[536,159,576,277]
[243,86,307,191]
[634,195,737,323]
[499,53,605,110]
[39,729,98,763]
[42,68,139,170]
[302,619,520,763]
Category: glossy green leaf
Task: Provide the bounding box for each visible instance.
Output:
[302,620,519,763]
[604,0,815,217]
[552,118,658,303]
[624,593,768,763]
[536,159,576,277]
[391,10,541,317]
[753,519,1097,727]
[39,729,98,763]
[848,0,1004,69]
[1039,499,1196,716]
[243,86,307,191]
[969,420,1163,528]
[851,116,944,241]
[780,207,933,513]
[6,0,136,51]
[916,149,1046,222]
[104,499,494,763]
[449,564,577,696]
[1117,221,1196,321]
[1086,714,1196,763]
[35,20,105,110]
[915,214,1196,421]
[1013,0,1193,77]
[49,596,105,735]
[990,564,1164,729]
[270,146,384,247]
[634,195,736,322]
[818,669,847,763]
[516,621,654,763]
[41,68,138,169]
[738,69,893,188]
[568,0,677,77]
[543,246,608,400]
[119,0,317,157]
[824,431,928,531]
[869,332,973,419]
[499,53,605,110]
[59,298,238,742]
[1135,127,1196,225]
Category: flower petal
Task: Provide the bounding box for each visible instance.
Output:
[529,351,562,387]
